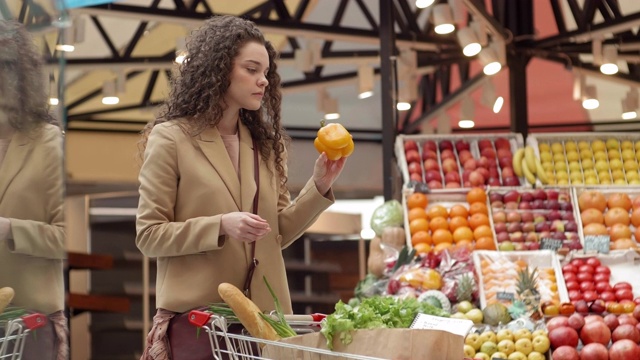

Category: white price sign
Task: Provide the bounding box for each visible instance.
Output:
[410,313,474,337]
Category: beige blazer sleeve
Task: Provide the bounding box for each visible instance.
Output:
[7,125,65,260]
[136,124,224,258]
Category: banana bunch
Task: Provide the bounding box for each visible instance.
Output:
[513,146,549,185]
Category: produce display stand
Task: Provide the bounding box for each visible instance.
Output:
[188,310,386,360]
[0,313,47,359]
[395,133,526,190]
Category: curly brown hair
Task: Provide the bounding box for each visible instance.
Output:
[140,15,290,186]
[0,20,56,133]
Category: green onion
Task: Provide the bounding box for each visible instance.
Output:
[262,276,297,338]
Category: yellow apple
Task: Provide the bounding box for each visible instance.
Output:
[480,341,498,356]
[553,153,566,163]
[465,333,483,351]
[594,151,608,161]
[636,151,640,162]
[479,331,497,344]
[540,151,552,162]
[550,142,564,154]
[531,335,550,353]
[542,162,554,171]
[610,158,623,171]
[475,353,491,360]
[592,140,606,152]
[621,140,634,150]
[614,178,628,185]
[531,330,547,338]
[581,158,594,169]
[464,344,476,358]
[612,169,625,181]
[508,351,528,360]
[555,171,569,181]
[606,138,620,150]
[566,151,579,162]
[538,143,550,152]
[513,329,532,341]
[497,339,515,355]
[595,160,610,172]
[527,351,545,360]
[465,309,484,324]
[626,171,640,181]
[569,161,581,172]
[565,141,577,151]
[578,140,591,150]
[572,178,584,185]
[624,160,638,171]
[629,178,640,185]
[554,161,567,172]
[585,176,598,185]
[496,329,514,342]
[514,338,533,355]
[608,149,621,160]
[622,149,635,160]
[635,141,640,152]
[557,178,569,185]
[570,172,583,182]
[492,352,509,359]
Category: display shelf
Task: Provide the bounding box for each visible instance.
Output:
[526,133,640,187]
[396,133,526,190]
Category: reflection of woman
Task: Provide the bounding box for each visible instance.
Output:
[0,21,67,360]
[137,15,346,359]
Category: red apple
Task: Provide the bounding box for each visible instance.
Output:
[568,313,585,331]
[438,140,453,151]
[427,180,442,189]
[501,167,515,178]
[633,305,640,322]
[580,320,611,346]
[423,158,440,172]
[404,140,418,152]
[612,324,640,343]
[547,316,570,332]
[552,346,580,360]
[425,170,442,183]
[604,313,620,332]
[410,173,422,182]
[481,148,496,159]
[579,343,609,360]
[469,171,485,186]
[618,314,638,327]
[422,149,438,160]
[477,139,493,150]
[445,181,460,188]
[408,162,421,174]
[463,158,476,171]
[458,150,473,164]
[422,140,437,152]
[494,137,511,150]
[444,171,460,184]
[440,149,455,161]
[442,158,458,174]
[608,339,640,360]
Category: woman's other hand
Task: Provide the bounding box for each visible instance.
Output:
[220,212,271,243]
[313,152,347,196]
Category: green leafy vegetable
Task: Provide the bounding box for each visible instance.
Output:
[370,200,404,237]
[320,296,450,349]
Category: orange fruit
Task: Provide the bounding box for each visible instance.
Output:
[475,237,497,250]
[610,224,632,242]
[469,213,490,230]
[408,207,428,222]
[449,205,469,219]
[432,229,453,245]
[411,230,432,246]
[409,218,429,235]
[604,207,631,227]
[449,216,469,232]
[473,225,493,240]
[433,242,453,254]
[455,239,474,251]
[429,216,449,232]
[413,242,432,254]
[469,202,489,216]
[407,193,428,209]
[453,226,474,243]
[631,208,640,227]
[427,205,448,220]
[467,187,487,204]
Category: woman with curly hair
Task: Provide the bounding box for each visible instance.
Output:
[0,20,67,360]
[137,15,346,359]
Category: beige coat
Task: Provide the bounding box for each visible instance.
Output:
[136,120,333,313]
[0,124,65,314]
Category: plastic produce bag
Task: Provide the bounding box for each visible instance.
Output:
[370,200,404,237]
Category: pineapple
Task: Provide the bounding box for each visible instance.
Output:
[456,273,475,303]
[515,266,542,320]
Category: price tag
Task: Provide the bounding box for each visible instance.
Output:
[584,235,610,254]
[541,238,563,251]
[497,292,515,301]
[410,313,474,337]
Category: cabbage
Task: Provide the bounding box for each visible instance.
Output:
[370,200,404,237]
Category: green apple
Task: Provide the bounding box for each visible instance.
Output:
[624,160,638,171]
[496,329,514,342]
[497,339,515,355]
[491,352,508,359]
[465,309,484,324]
[606,138,620,150]
[475,353,491,360]
[610,158,623,171]
[480,341,498,356]
[581,158,594,169]
[622,140,634,150]
[531,330,547,338]
[538,143,550,152]
[527,351,545,360]
[480,331,497,344]
[464,344,476,358]
[451,312,467,320]
[513,329,532,341]
[592,140,606,152]
[508,351,528,360]
[499,241,515,251]
[608,149,621,160]
[565,141,577,151]
[456,300,474,314]
[622,149,635,160]
[550,142,564,154]
[514,338,532,355]
[531,335,550,353]
[465,333,483,351]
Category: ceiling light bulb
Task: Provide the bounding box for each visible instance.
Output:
[357,65,374,99]
[493,96,504,113]
[415,0,435,9]
[55,44,75,52]
[479,46,502,75]
[582,85,599,110]
[582,98,599,110]
[397,102,411,111]
[458,120,474,128]
[457,27,481,57]
[433,4,455,35]
[622,111,637,120]
[49,98,59,106]
[358,91,373,100]
[483,62,501,75]
[324,113,340,120]
[600,63,618,75]
[101,80,120,105]
[600,45,618,75]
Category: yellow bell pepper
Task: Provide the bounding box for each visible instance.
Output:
[314,122,354,160]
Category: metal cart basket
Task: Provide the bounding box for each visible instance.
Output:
[0,313,47,360]
[188,310,387,360]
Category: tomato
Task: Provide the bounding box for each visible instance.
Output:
[616,289,634,302]
[634,297,640,306]
[579,265,595,274]
[614,282,633,291]
[571,258,586,267]
[559,302,576,316]
[595,281,612,293]
[564,272,577,282]
[583,290,599,302]
[601,291,617,302]
[580,282,596,292]
[595,266,611,274]
[569,290,583,301]
[577,272,594,282]
[586,257,602,267]
[594,273,610,283]
[566,281,580,291]
[563,264,577,273]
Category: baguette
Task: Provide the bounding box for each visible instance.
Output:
[218,283,280,341]
[0,287,15,314]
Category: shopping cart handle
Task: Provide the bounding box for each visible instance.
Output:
[188,310,211,328]
[22,313,47,330]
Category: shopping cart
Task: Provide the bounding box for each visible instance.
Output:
[0,313,47,360]
[188,310,387,360]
